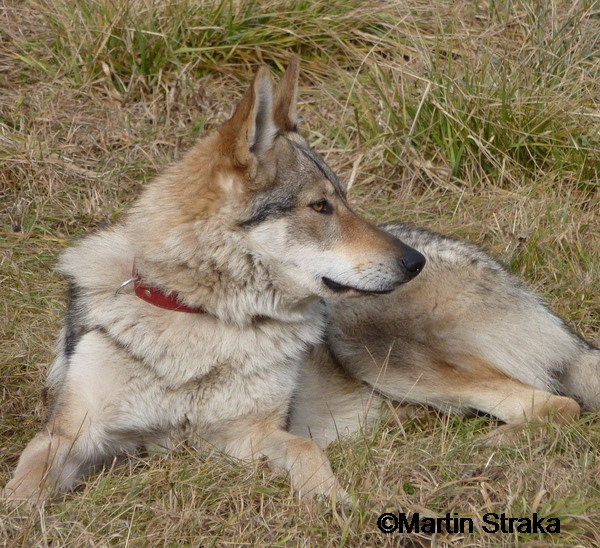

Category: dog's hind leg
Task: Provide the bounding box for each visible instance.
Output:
[427,354,582,427]
[358,352,581,435]
[448,374,582,428]
[364,354,586,439]
[447,365,582,443]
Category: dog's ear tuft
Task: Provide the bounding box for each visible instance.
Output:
[274,56,300,132]
[221,66,277,169]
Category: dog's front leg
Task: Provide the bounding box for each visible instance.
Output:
[207,418,348,501]
[259,429,349,501]
[4,425,83,505]
[4,331,152,505]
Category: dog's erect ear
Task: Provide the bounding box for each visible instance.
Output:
[220,66,277,168]
[274,56,300,132]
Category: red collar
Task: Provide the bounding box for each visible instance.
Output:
[133,265,206,314]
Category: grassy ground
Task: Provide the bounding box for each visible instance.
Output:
[1,0,599,545]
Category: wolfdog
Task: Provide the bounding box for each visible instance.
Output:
[4,58,425,504]
[4,59,598,504]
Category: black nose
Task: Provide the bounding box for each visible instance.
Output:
[400,247,426,279]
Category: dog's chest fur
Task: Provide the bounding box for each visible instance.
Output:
[50,227,326,435]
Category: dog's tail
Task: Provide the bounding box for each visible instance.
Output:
[557,343,600,410]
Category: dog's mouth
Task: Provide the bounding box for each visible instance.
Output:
[321,277,395,295]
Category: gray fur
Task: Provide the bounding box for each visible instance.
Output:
[5,61,598,507]
[289,224,599,447]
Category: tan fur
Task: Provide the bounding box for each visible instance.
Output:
[5,58,428,505]
[5,59,598,507]
[290,224,598,447]
[7,61,377,504]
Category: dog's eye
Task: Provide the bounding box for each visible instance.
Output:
[310,200,333,214]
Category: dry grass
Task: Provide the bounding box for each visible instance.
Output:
[1,0,599,545]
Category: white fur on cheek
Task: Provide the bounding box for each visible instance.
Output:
[246,219,399,294]
[245,219,323,294]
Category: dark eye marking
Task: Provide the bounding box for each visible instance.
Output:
[238,197,295,228]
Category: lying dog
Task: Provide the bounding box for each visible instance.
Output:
[5,58,598,505]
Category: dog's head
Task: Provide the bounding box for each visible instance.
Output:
[130,59,424,302]
[225,59,425,298]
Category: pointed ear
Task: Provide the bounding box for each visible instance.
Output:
[274,56,300,132]
[220,66,277,168]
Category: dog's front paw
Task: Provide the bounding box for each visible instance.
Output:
[3,477,50,508]
[329,484,351,505]
[294,472,350,504]
[285,444,350,503]
[478,424,527,445]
